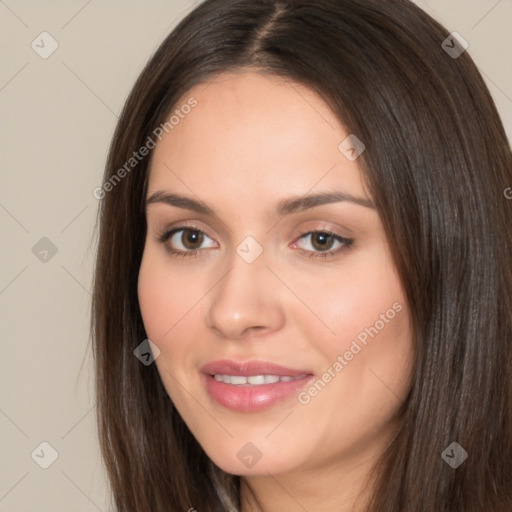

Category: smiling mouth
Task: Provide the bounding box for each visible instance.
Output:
[199,359,314,411]
[201,372,314,412]
[211,374,308,385]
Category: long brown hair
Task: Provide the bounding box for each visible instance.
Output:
[91,0,512,510]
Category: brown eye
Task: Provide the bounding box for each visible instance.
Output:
[310,232,336,252]
[293,230,353,260]
[159,226,217,257]
[180,229,204,250]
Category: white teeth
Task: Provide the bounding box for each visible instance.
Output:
[229,375,247,385]
[247,375,265,385]
[212,374,306,385]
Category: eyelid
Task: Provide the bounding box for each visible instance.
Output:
[157,220,215,240]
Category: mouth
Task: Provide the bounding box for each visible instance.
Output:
[211,373,307,385]
[200,359,314,412]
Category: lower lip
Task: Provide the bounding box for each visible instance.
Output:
[202,373,314,412]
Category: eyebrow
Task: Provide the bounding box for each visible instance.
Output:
[145,190,375,217]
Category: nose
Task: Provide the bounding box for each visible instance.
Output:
[204,250,286,341]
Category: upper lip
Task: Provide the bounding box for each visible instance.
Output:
[200,359,313,377]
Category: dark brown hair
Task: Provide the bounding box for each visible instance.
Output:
[91,0,512,510]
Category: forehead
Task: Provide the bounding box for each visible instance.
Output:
[148,71,368,208]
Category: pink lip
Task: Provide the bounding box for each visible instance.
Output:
[200,359,311,377]
[200,359,314,412]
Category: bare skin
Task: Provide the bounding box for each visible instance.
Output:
[138,70,414,512]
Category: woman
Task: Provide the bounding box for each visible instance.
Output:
[91,0,512,510]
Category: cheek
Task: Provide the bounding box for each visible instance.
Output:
[324,290,412,433]
[295,284,412,456]
[137,259,170,342]
[137,248,206,344]
[293,244,413,414]
[290,245,406,354]
[137,251,203,408]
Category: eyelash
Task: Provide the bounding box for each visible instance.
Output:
[157,225,354,260]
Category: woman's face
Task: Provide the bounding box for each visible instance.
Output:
[138,71,413,477]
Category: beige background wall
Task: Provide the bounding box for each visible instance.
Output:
[1,0,511,510]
